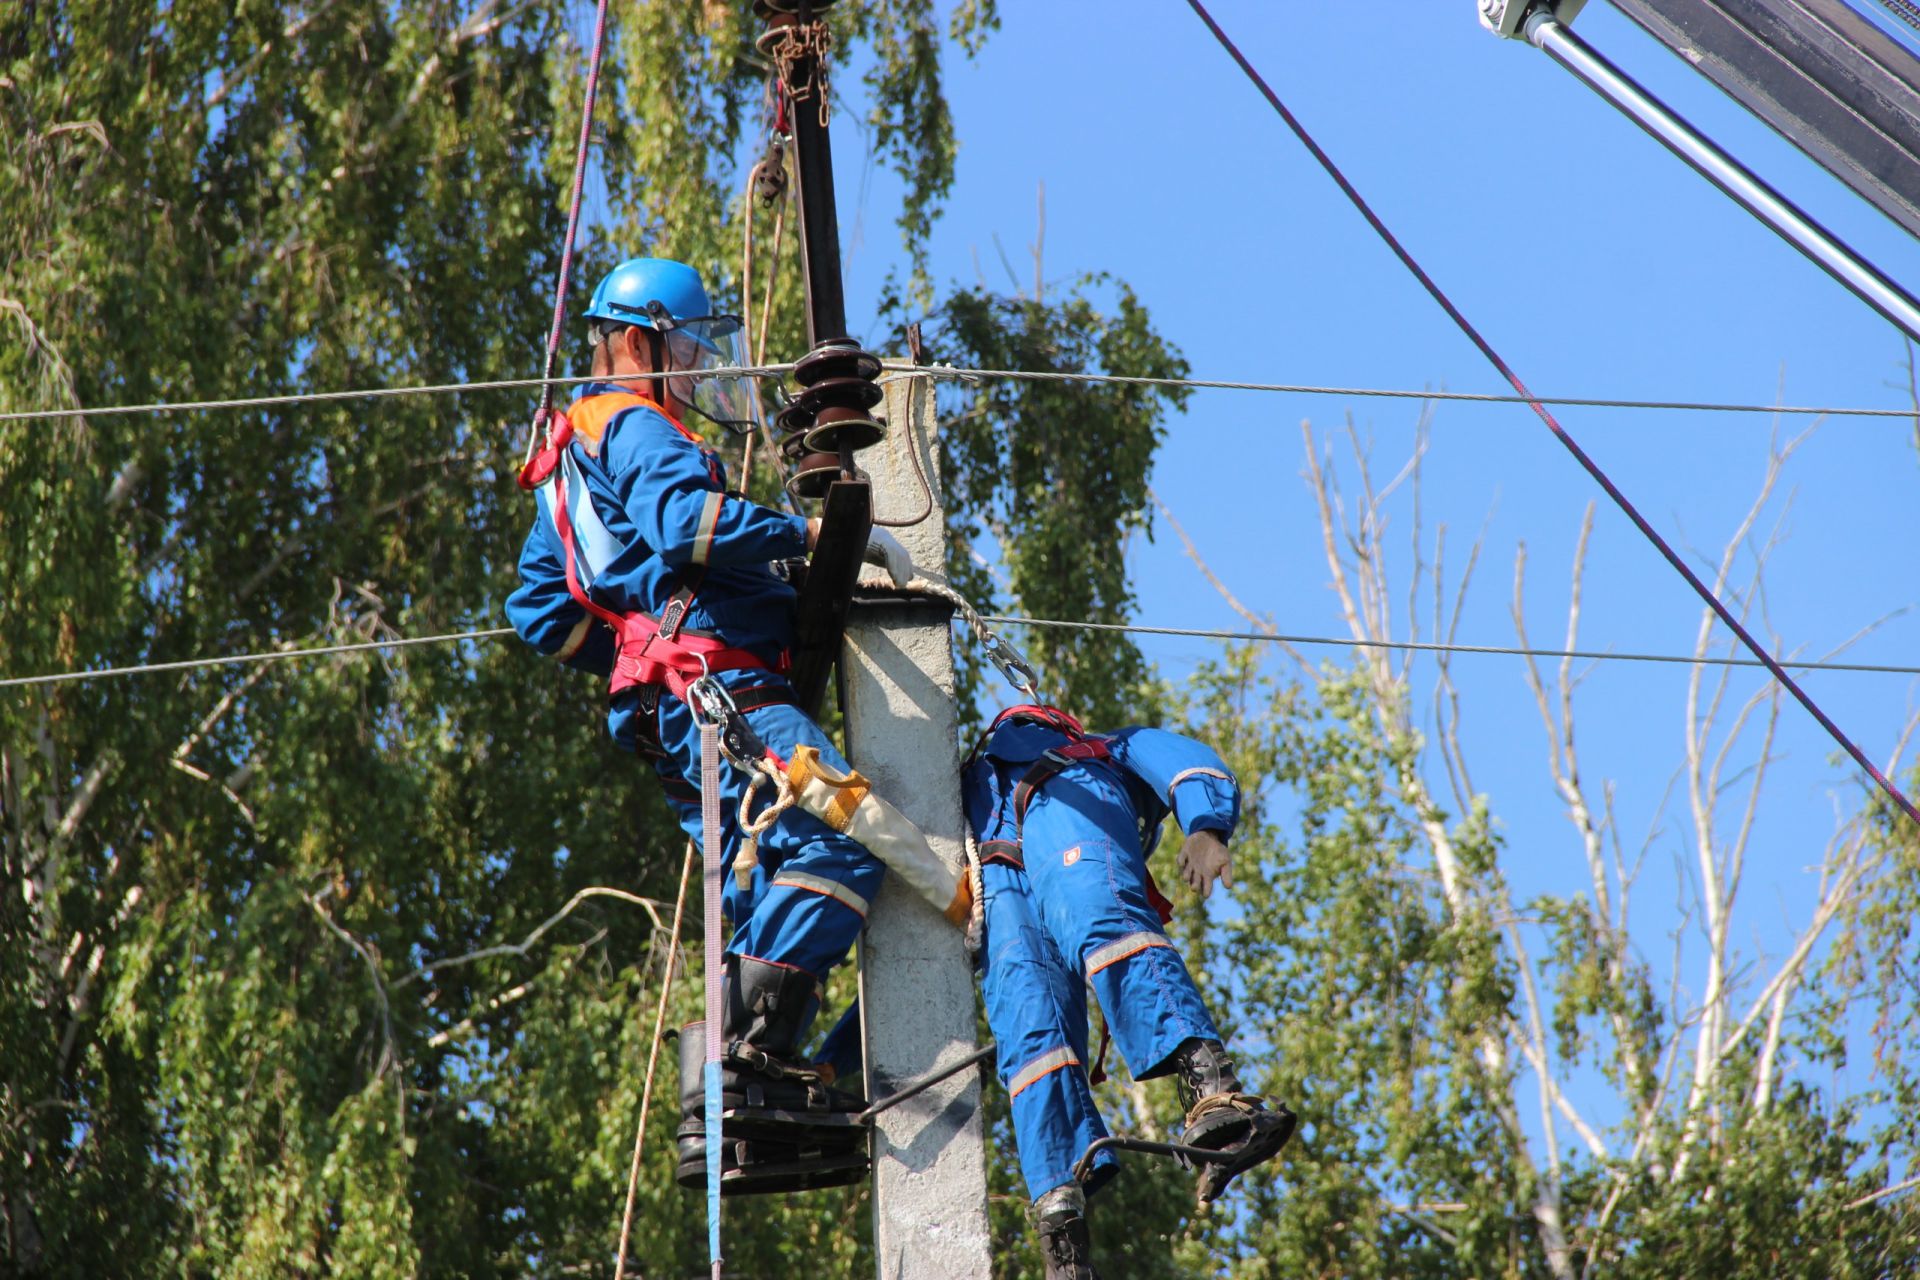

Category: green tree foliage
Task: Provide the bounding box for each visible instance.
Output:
[917,283,1190,729]
[9,4,1916,1278]
[0,2,1000,1274]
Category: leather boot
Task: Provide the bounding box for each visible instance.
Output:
[1034,1184,1102,1280]
[1170,1037,1297,1205]
[673,958,869,1196]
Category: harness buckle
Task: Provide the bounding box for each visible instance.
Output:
[688,673,771,770]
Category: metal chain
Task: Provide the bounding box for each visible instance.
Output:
[768,20,833,129]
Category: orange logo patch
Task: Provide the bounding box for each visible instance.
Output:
[1061,846,1082,867]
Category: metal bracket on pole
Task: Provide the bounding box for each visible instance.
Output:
[1517,10,1920,342]
[1479,0,1586,37]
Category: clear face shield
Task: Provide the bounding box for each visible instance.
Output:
[660,316,756,434]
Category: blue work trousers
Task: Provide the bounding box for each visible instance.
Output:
[980,762,1221,1201]
[637,680,885,984]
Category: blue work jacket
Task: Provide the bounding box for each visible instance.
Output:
[504,383,810,679]
[961,719,1241,854]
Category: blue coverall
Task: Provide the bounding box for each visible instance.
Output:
[962,718,1240,1201]
[505,385,884,982]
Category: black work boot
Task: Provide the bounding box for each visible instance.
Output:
[1170,1037,1297,1205]
[724,955,817,1064]
[674,958,870,1195]
[1034,1184,1102,1280]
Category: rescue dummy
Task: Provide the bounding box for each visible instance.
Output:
[962,705,1296,1280]
[506,257,929,1192]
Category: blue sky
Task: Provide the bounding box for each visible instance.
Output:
[823,2,1920,1143]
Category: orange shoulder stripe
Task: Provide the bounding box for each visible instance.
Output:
[567,391,701,453]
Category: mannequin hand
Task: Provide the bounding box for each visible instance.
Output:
[1177,829,1233,898]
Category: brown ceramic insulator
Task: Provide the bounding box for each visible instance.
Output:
[778,428,816,463]
[794,375,884,413]
[802,405,885,454]
[775,399,817,440]
[787,453,856,502]
[792,342,881,387]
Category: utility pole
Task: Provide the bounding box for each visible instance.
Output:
[843,377,993,1279]
[750,4,994,1275]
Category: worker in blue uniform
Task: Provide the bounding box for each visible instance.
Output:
[962,705,1295,1280]
[505,257,914,1170]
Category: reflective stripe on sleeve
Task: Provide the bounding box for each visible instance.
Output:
[1166,766,1232,798]
[1085,930,1174,976]
[770,871,871,919]
[690,491,725,566]
[554,615,594,662]
[1008,1046,1081,1099]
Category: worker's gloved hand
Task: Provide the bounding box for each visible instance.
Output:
[1177,829,1233,898]
[863,528,916,588]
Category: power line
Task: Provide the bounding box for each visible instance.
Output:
[981,615,1920,677]
[3,363,1916,426]
[0,367,796,425]
[7,615,1918,693]
[0,627,516,690]
[905,365,1920,420]
[1181,0,1920,827]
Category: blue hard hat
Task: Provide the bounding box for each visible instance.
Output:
[583,257,714,331]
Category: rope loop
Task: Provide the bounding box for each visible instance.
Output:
[739,757,796,837]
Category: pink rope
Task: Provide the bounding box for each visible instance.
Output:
[1183,0,1919,827]
[536,0,616,426]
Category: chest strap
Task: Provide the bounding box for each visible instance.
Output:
[981,735,1174,925]
[519,403,782,704]
[980,738,1114,872]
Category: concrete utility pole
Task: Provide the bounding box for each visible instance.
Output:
[843,375,993,1280]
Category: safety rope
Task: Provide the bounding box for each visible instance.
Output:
[906,578,1048,704]
[9,367,1919,426]
[613,840,694,1280]
[737,136,798,510]
[528,0,616,459]
[734,757,796,890]
[699,724,726,1279]
[1182,0,1920,828]
[10,615,1920,693]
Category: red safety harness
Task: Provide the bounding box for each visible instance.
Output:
[517,392,790,704]
[970,704,1176,926]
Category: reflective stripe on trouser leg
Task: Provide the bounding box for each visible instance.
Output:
[653,691,885,979]
[979,861,1116,1200]
[1020,777,1222,1082]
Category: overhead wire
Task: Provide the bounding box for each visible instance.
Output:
[8,614,1920,693]
[1180,0,1920,827]
[6,366,1920,426]
[0,367,798,425]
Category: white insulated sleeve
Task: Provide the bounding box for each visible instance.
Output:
[785,745,972,929]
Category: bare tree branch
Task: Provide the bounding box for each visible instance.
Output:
[396,887,669,988]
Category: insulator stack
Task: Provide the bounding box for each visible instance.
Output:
[778,340,885,500]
